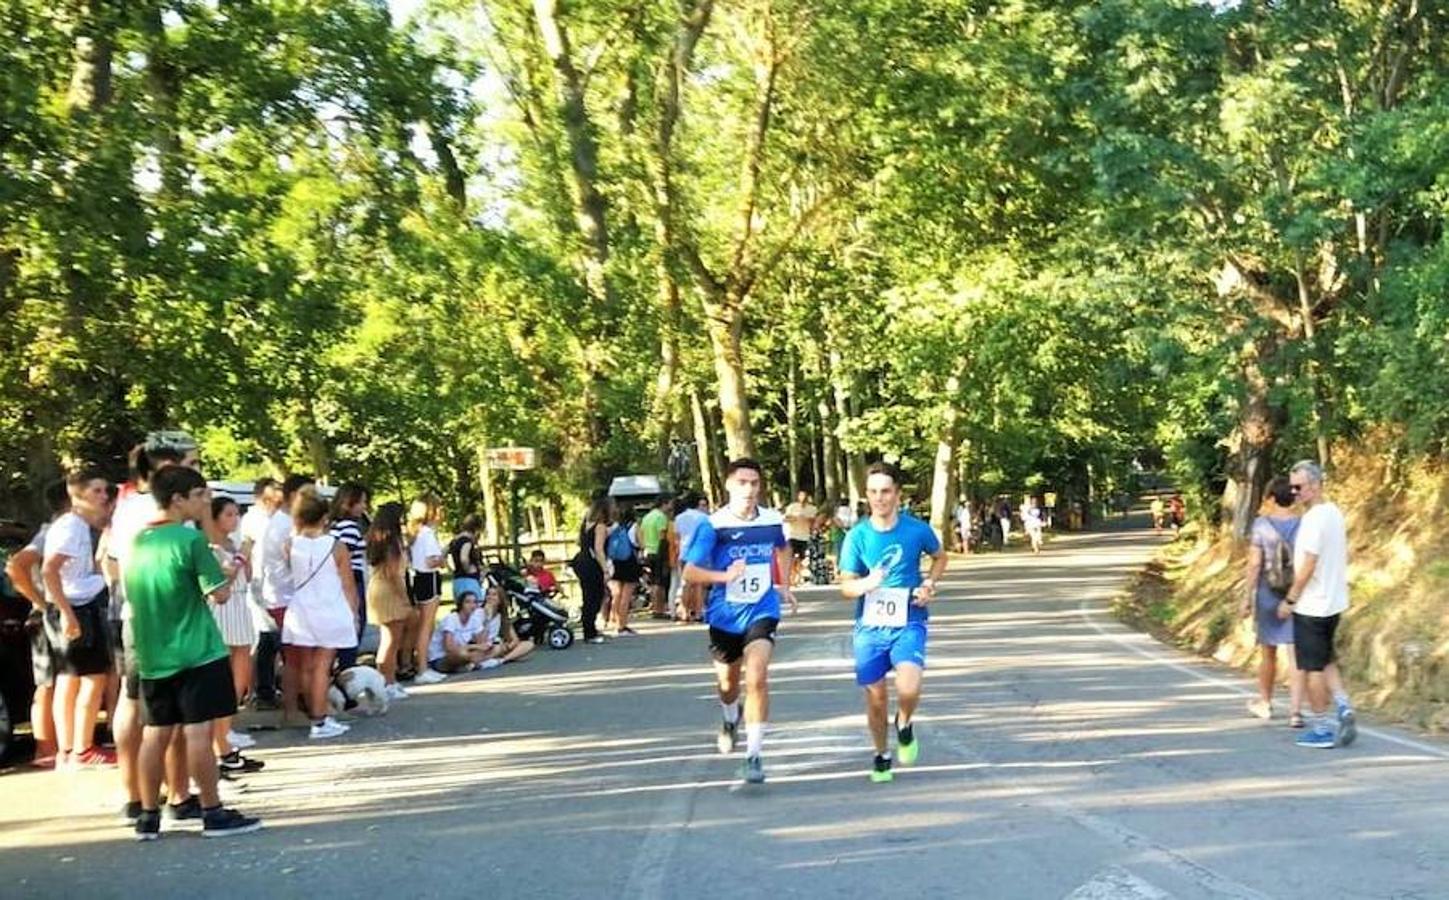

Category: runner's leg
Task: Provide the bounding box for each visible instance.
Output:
[864,680,889,755]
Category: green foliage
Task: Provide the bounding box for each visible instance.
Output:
[4,0,1449,526]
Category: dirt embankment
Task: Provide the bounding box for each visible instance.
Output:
[1114,448,1449,732]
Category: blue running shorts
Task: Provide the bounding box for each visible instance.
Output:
[853,622,927,686]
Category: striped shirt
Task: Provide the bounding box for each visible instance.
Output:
[330,516,367,572]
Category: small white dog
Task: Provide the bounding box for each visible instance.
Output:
[328,665,390,718]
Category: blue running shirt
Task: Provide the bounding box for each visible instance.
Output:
[685,507,789,635]
[838,513,942,628]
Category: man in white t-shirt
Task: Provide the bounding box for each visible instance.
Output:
[1280,460,1357,749]
[240,477,282,706]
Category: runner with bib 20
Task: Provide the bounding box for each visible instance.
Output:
[839,462,948,784]
[683,458,796,785]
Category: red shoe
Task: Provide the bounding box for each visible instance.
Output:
[74,746,118,768]
[29,754,58,770]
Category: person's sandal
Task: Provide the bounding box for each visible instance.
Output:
[1289,713,1305,729]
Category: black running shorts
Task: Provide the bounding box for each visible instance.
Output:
[709,618,779,665]
[44,595,112,677]
[140,656,237,727]
[1292,612,1340,672]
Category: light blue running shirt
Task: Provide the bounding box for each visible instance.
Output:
[838,512,941,629]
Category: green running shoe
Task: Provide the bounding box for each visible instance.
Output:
[896,721,919,766]
[870,754,894,784]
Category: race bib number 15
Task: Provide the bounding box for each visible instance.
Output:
[861,587,910,628]
[726,562,772,604]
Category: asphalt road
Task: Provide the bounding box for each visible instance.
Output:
[2,517,1446,899]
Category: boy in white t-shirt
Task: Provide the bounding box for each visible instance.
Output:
[1280,461,1357,750]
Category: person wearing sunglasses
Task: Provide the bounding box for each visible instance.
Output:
[1278,461,1357,750]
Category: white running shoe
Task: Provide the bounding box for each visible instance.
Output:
[309,719,348,740]
[413,668,447,685]
[227,730,257,750]
[385,682,409,701]
[479,658,503,670]
[324,715,350,732]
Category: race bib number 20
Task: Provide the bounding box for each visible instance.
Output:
[861,587,910,628]
[726,562,772,604]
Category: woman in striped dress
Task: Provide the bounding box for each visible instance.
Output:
[208,496,259,759]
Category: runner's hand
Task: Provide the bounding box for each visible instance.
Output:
[914,578,936,606]
[779,586,798,615]
[62,611,81,640]
[862,567,886,592]
[724,558,747,582]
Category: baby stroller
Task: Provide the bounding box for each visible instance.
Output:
[485,560,575,650]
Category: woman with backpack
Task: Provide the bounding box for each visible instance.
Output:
[1240,476,1306,727]
[570,496,613,645]
[606,508,643,636]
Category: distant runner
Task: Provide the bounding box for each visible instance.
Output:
[839,463,948,783]
[683,459,796,785]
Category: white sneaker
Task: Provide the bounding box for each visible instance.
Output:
[309,720,348,740]
[479,658,503,671]
[385,683,409,700]
[413,668,447,685]
[227,730,257,750]
[1247,699,1273,720]
[324,715,351,732]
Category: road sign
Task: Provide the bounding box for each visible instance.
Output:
[485,447,536,471]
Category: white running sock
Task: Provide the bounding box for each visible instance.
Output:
[1333,689,1351,708]
[745,723,764,757]
[721,702,740,724]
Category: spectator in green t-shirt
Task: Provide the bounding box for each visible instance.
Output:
[640,496,672,619]
[124,466,263,840]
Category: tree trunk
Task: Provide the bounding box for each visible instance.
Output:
[829,349,865,503]
[532,0,610,303]
[477,447,500,545]
[929,382,963,544]
[690,388,720,502]
[1225,338,1286,540]
[704,292,755,460]
[786,356,800,496]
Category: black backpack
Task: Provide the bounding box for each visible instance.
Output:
[1263,520,1295,595]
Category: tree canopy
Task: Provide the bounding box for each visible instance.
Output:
[3,0,1446,535]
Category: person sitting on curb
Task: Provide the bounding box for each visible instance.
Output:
[426,580,493,674]
[477,583,534,667]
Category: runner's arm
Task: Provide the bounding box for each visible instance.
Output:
[915,547,949,603]
[773,544,797,614]
[683,559,745,585]
[840,568,883,599]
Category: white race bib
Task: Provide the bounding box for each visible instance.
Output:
[861,587,910,628]
[725,562,772,604]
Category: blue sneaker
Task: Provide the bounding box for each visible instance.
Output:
[1336,707,1357,747]
[1296,727,1335,749]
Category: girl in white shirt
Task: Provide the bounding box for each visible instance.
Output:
[404,497,447,685]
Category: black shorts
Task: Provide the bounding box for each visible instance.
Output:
[1293,612,1340,672]
[26,610,57,688]
[611,556,642,585]
[140,656,237,727]
[789,539,809,559]
[408,571,442,604]
[709,618,779,665]
[44,595,113,677]
[646,553,670,592]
